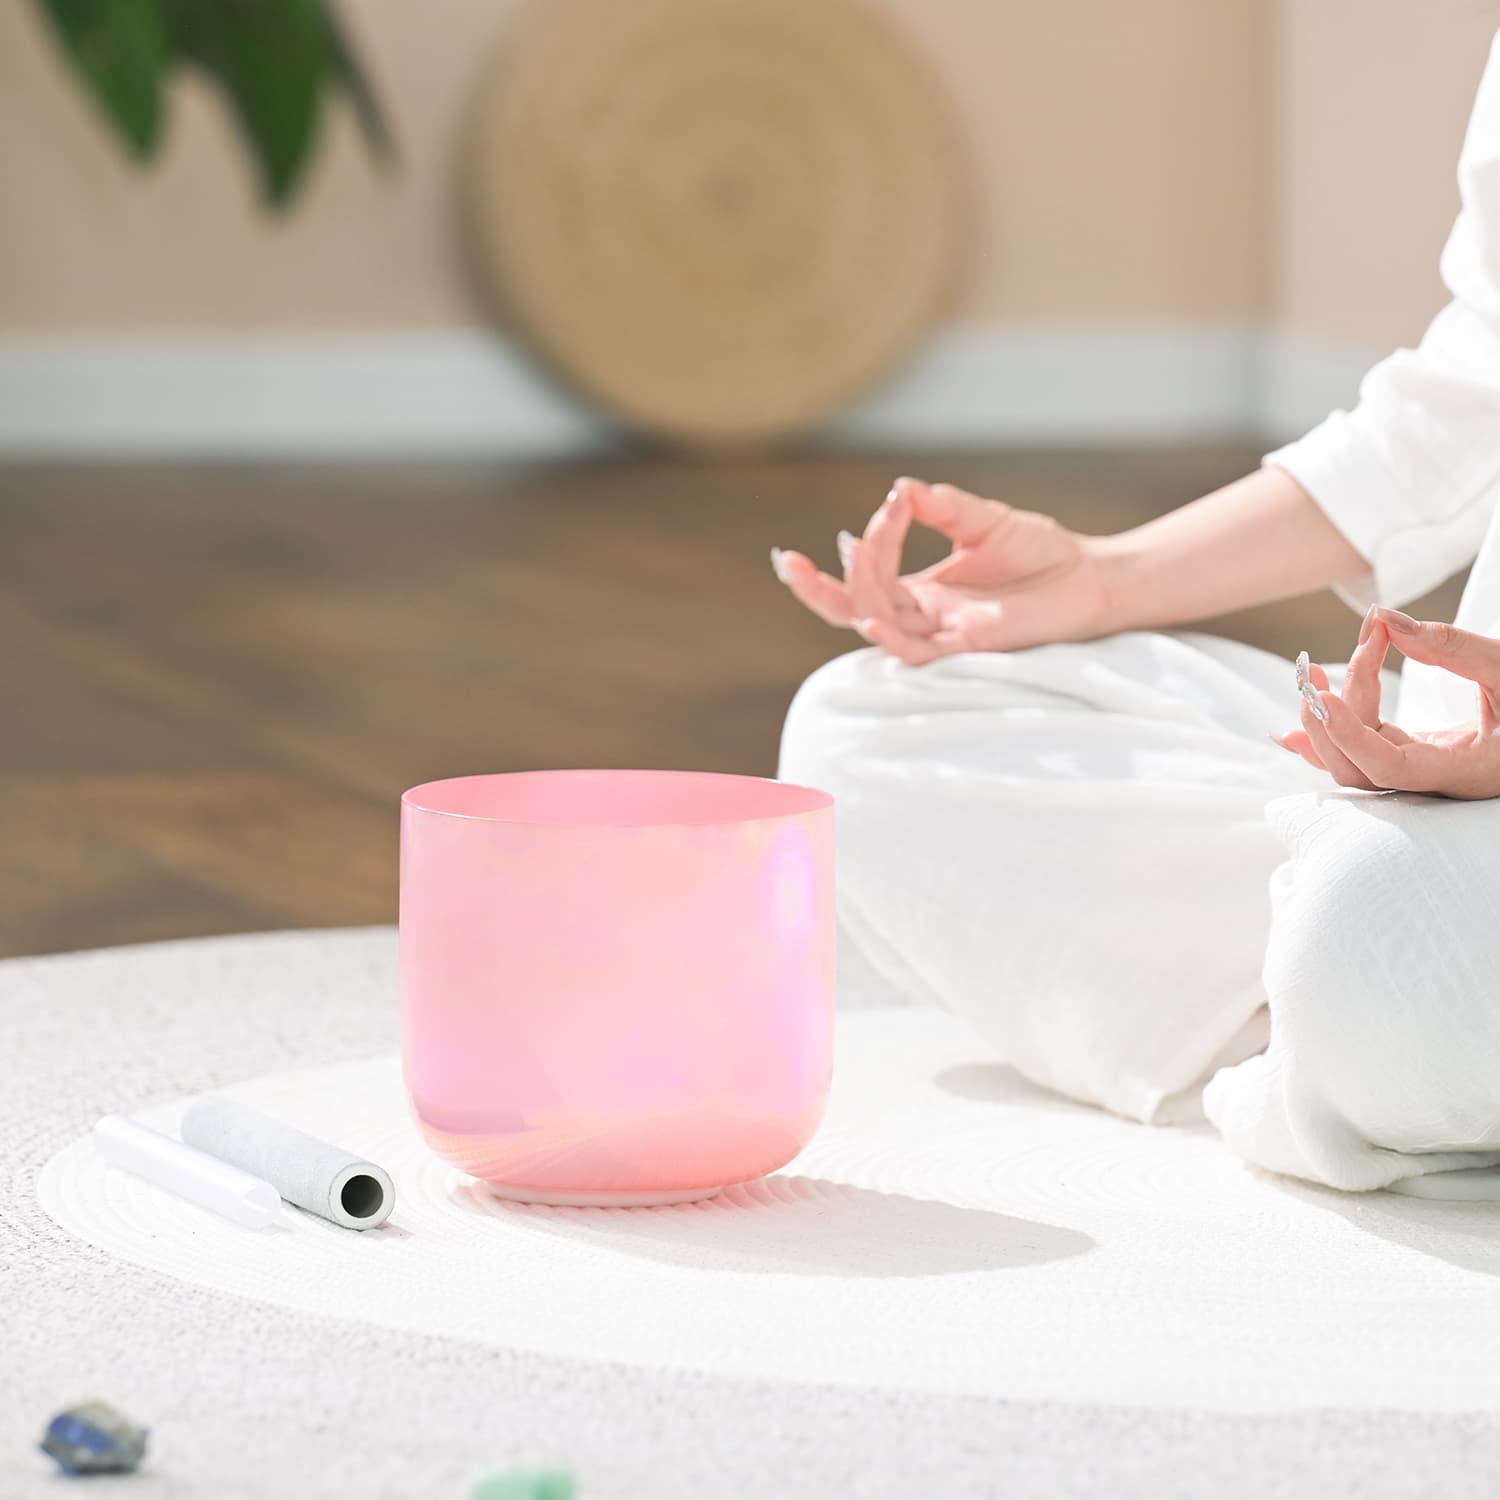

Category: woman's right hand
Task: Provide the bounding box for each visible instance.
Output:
[771,476,1117,665]
[1281,609,1500,799]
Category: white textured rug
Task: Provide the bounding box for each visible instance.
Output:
[8,927,1500,1499]
[34,1014,1500,1414]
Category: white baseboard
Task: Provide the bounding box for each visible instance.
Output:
[0,334,611,461]
[824,323,1259,448]
[0,324,1383,459]
[1256,327,1376,446]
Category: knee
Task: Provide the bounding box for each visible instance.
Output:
[1262,792,1500,1094]
[1264,810,1428,1046]
[1210,792,1500,1185]
[777,648,888,788]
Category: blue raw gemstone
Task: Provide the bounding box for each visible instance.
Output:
[39,1400,148,1476]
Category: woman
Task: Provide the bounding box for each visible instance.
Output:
[771,30,1500,1189]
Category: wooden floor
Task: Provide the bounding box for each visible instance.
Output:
[0,449,1465,958]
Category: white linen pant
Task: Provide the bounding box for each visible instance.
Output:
[778,632,1500,1188]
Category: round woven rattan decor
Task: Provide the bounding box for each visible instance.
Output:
[466,0,967,448]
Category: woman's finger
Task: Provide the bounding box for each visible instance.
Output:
[838,532,881,626]
[1375,610,1500,693]
[929,594,1045,655]
[859,487,938,637]
[905,480,1004,549]
[1301,691,1377,789]
[1271,728,1327,771]
[1272,726,1332,768]
[1482,684,1500,739]
[1318,692,1453,793]
[1294,653,1330,692]
[857,614,941,667]
[772,548,855,628]
[840,528,906,633]
[1342,617,1390,724]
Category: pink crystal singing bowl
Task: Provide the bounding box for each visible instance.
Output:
[399,770,836,1206]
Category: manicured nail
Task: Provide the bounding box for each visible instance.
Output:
[769,546,791,584]
[1358,604,1378,644]
[836,530,857,571]
[1300,680,1329,721]
[1378,608,1419,634]
[1294,650,1310,690]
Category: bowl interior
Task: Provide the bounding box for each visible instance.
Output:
[403,769,830,828]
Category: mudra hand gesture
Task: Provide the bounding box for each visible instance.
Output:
[771,476,1116,664]
[1279,608,1500,800]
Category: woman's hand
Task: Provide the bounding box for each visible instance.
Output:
[770,477,1115,665]
[1279,607,1500,800]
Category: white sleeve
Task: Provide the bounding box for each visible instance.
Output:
[1264,30,1500,612]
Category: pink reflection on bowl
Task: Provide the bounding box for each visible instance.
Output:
[399,770,835,1206]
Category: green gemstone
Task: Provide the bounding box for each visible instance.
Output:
[470,1468,576,1500]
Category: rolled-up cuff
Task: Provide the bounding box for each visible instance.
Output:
[1264,413,1443,613]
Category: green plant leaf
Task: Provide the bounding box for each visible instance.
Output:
[36,0,393,210]
[168,0,326,208]
[34,0,167,158]
[322,2,396,167]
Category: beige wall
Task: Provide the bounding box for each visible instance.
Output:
[0,0,1266,333]
[1271,0,1495,349]
[1,1,1493,345]
[0,1,515,331]
[880,0,1267,322]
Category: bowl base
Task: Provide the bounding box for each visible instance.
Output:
[484,1182,727,1208]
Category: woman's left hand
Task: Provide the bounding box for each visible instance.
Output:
[1278,607,1500,799]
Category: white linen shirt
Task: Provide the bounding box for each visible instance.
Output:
[1266,28,1500,731]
